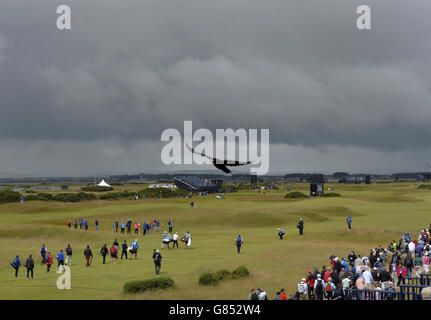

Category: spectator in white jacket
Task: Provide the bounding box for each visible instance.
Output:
[257,288,267,300]
[408,241,416,257]
[297,278,308,300]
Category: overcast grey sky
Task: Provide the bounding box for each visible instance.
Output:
[1,0,431,177]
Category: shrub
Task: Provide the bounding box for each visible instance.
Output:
[99,191,135,200]
[322,192,341,197]
[199,266,250,286]
[284,191,308,199]
[123,277,175,293]
[137,188,184,199]
[24,193,53,201]
[81,186,114,192]
[53,192,97,202]
[214,269,231,281]
[231,266,250,279]
[0,190,21,204]
[37,193,54,201]
[198,272,219,286]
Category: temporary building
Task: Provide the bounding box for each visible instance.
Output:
[97,179,111,187]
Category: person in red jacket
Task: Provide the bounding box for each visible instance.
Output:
[110,244,118,264]
[396,263,407,286]
[280,289,287,300]
[306,270,316,300]
[323,269,332,282]
[45,252,53,272]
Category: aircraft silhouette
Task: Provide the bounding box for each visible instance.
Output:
[186,144,251,175]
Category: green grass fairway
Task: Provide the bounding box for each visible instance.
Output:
[0,182,430,300]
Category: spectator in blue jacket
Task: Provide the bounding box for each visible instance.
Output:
[10,255,21,277]
[57,250,65,272]
[277,228,286,240]
[236,235,243,254]
[143,222,147,235]
[341,258,349,272]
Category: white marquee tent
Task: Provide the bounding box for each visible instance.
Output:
[97,179,111,187]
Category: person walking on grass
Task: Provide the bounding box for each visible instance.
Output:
[84,219,88,230]
[74,219,78,229]
[173,232,179,248]
[235,235,243,254]
[110,243,118,264]
[143,221,147,235]
[168,221,173,233]
[347,214,352,231]
[65,244,72,266]
[10,255,21,278]
[121,221,126,234]
[40,244,47,265]
[57,250,65,272]
[121,240,128,260]
[100,244,108,264]
[45,252,53,272]
[25,255,34,280]
[84,245,93,268]
[95,220,99,231]
[297,218,304,236]
[153,249,162,275]
[131,239,139,259]
[277,228,286,240]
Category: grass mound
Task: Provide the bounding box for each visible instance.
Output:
[123,277,175,293]
[322,192,341,197]
[214,269,231,280]
[199,266,250,286]
[284,191,308,199]
[231,266,250,279]
[199,272,219,286]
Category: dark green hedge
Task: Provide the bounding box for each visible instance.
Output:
[80,186,114,192]
[0,190,21,204]
[322,192,341,197]
[53,192,97,202]
[284,191,308,199]
[99,191,135,200]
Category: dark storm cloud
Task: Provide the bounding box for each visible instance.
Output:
[0,0,431,175]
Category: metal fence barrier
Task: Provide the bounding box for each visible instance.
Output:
[344,288,419,300]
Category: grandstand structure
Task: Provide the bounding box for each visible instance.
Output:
[173,175,223,193]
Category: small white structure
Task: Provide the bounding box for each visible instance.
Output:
[97,179,111,187]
